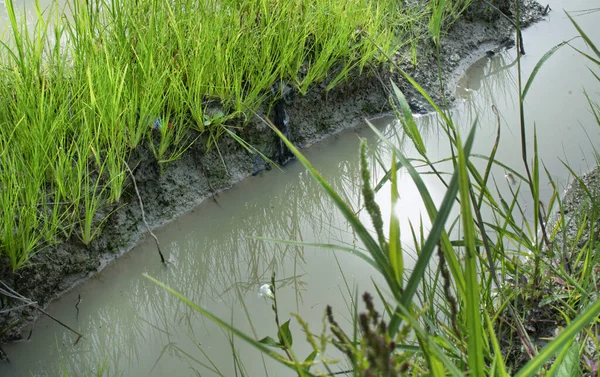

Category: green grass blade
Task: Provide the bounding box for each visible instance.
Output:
[395,302,466,377]
[567,12,600,61]
[388,151,403,285]
[522,40,570,99]
[391,79,426,155]
[429,0,446,46]
[569,45,600,67]
[514,298,600,377]
[251,237,382,274]
[375,124,476,334]
[455,129,485,376]
[144,274,314,376]
[549,340,579,377]
[485,311,509,377]
[265,118,403,299]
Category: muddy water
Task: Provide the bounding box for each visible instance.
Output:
[2,1,600,376]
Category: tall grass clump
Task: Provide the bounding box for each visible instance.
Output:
[146,12,600,376]
[0,0,469,271]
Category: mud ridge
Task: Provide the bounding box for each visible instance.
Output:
[0,0,545,343]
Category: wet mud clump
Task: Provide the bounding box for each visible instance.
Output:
[0,0,545,343]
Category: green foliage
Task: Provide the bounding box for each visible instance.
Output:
[0,0,443,271]
[390,80,426,155]
[427,0,473,44]
[548,340,580,377]
[0,0,471,271]
[145,13,600,376]
[8,2,600,376]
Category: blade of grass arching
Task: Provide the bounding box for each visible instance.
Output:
[569,44,600,67]
[207,128,229,176]
[262,116,402,298]
[495,185,527,235]
[521,40,571,99]
[366,118,468,281]
[374,154,389,181]
[567,12,600,60]
[220,126,282,172]
[375,157,453,195]
[0,39,20,69]
[144,274,313,377]
[389,151,403,285]
[492,180,531,235]
[361,33,453,128]
[391,80,426,155]
[471,155,528,182]
[456,129,485,376]
[3,0,25,71]
[514,298,600,377]
[483,223,534,252]
[383,125,477,335]
[378,117,473,234]
[394,344,422,353]
[252,237,382,274]
[399,72,453,129]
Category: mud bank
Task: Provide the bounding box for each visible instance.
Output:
[548,166,600,250]
[0,1,545,342]
[499,166,600,369]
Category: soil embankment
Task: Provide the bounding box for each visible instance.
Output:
[0,0,545,342]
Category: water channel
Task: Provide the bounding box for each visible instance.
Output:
[1,0,599,376]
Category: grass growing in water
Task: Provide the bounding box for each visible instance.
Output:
[145,11,600,376]
[0,0,469,271]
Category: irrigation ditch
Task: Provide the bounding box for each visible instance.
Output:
[0,0,546,345]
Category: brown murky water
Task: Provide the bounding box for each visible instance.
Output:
[1,0,600,376]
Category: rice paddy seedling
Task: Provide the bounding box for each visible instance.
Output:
[2,0,458,271]
[78,159,107,246]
